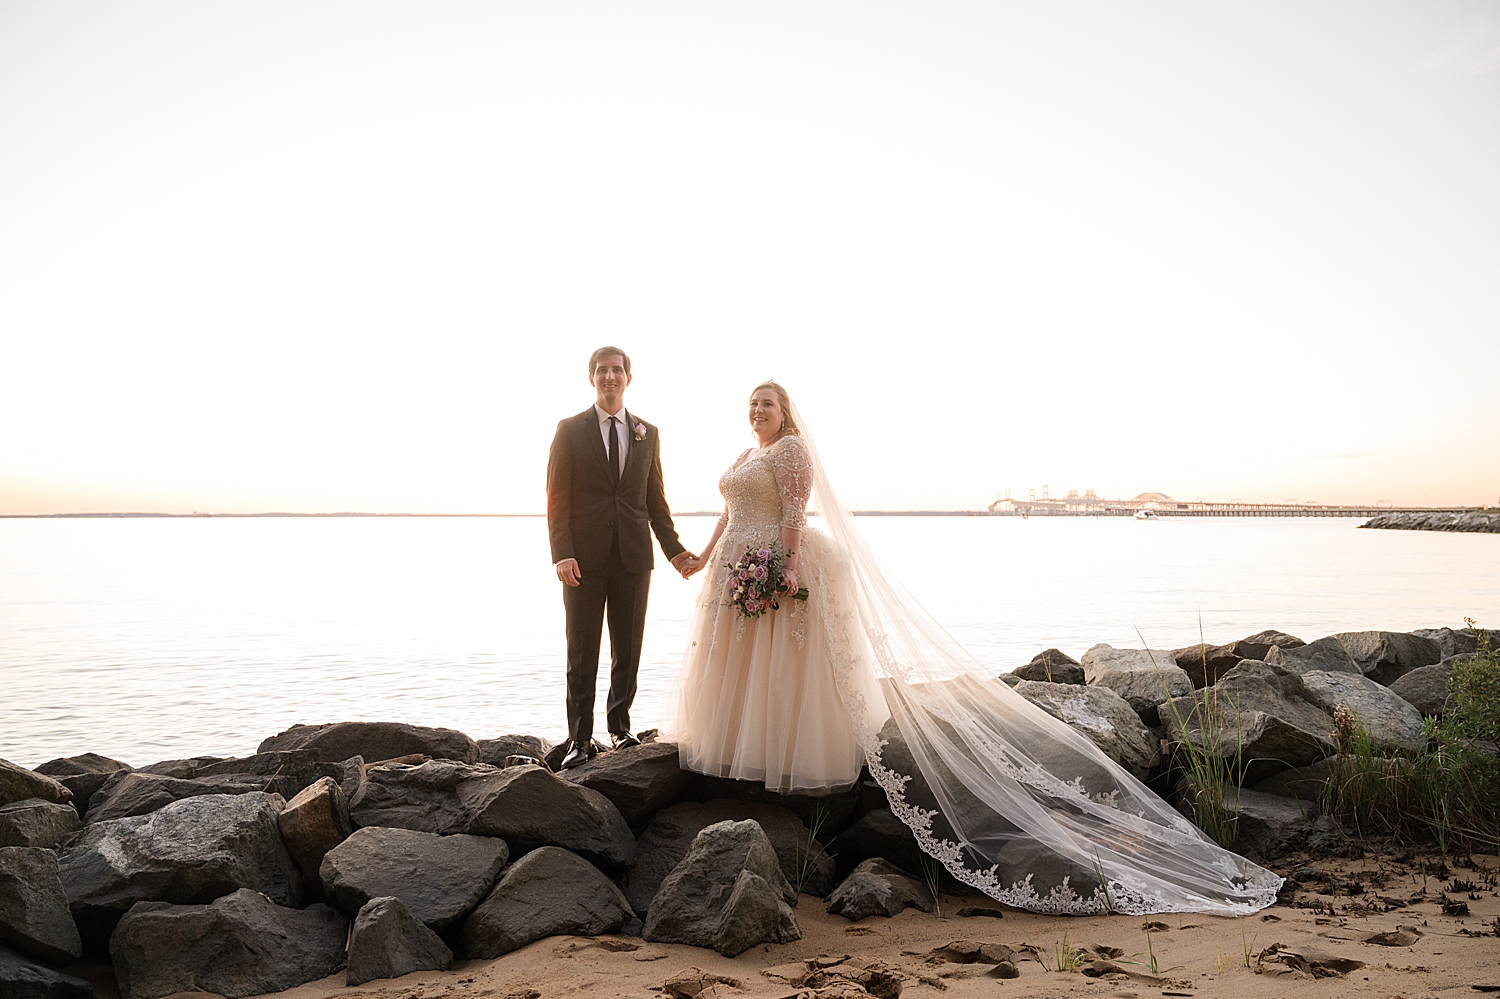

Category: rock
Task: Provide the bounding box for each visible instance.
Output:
[1223,787,1322,860]
[1011,680,1161,779]
[1249,759,1331,805]
[927,939,1016,963]
[1388,662,1456,718]
[832,808,926,881]
[825,858,933,920]
[35,756,130,821]
[58,792,301,946]
[278,777,351,886]
[477,735,550,768]
[109,888,347,999]
[1080,644,1192,722]
[1299,670,1426,753]
[346,896,452,986]
[320,826,506,930]
[642,819,800,957]
[681,773,862,837]
[460,846,634,959]
[560,741,692,826]
[1240,630,1306,653]
[1161,661,1337,782]
[459,765,635,872]
[1412,627,1480,660]
[0,799,81,849]
[0,847,83,964]
[84,771,304,824]
[623,800,834,914]
[1172,643,1250,688]
[336,756,366,801]
[259,721,481,764]
[346,758,488,834]
[1265,636,1364,677]
[0,760,71,808]
[1360,510,1500,534]
[1332,631,1442,685]
[144,749,331,784]
[1010,649,1085,685]
[0,943,94,999]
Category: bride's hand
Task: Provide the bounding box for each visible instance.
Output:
[782,568,799,595]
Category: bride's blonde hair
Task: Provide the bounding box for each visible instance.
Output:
[753,380,800,442]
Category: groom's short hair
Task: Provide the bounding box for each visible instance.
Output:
[589,346,631,377]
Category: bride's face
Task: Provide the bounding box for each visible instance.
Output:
[748,389,783,442]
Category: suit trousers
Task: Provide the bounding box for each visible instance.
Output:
[562,538,651,748]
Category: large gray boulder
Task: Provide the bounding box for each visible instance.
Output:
[0,943,93,999]
[319,826,506,930]
[0,847,82,964]
[460,765,635,872]
[1080,644,1192,722]
[346,896,452,986]
[560,741,692,825]
[259,721,480,764]
[1249,758,1332,805]
[0,799,81,849]
[1161,661,1337,781]
[345,758,489,834]
[1299,670,1426,753]
[642,819,800,957]
[1265,636,1363,677]
[1223,787,1323,860]
[1010,649,1085,685]
[1412,627,1480,660]
[622,799,834,915]
[476,735,550,768]
[460,846,634,959]
[1172,632,1304,687]
[58,793,301,945]
[1388,662,1456,718]
[1332,631,1443,686]
[109,889,347,999]
[84,771,304,824]
[35,755,130,821]
[278,777,351,886]
[0,760,71,809]
[1012,680,1161,779]
[825,858,934,921]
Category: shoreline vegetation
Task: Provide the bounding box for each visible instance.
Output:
[2,624,1496,997]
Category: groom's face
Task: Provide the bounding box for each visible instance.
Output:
[590,355,631,409]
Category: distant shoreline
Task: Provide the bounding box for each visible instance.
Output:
[0,510,993,519]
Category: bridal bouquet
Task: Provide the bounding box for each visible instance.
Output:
[725,543,808,618]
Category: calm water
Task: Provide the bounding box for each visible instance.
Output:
[2,515,1496,769]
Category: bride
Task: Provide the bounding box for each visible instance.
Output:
[670,381,1282,916]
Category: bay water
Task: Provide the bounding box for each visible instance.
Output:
[2,515,1495,769]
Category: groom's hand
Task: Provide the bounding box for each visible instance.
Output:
[555,558,582,587]
[670,551,696,578]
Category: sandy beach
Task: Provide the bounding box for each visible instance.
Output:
[53,847,1500,999]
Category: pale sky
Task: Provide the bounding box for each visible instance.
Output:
[2,2,1497,515]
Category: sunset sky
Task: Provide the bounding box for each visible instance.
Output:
[2,2,1497,515]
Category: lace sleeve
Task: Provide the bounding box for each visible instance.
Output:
[770,435,813,530]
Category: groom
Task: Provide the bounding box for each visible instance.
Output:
[546,347,694,769]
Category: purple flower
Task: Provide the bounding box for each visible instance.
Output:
[756,548,771,562]
[752,564,768,581]
[737,569,749,581]
[744,597,760,613]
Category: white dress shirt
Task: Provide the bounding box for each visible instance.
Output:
[594,404,630,477]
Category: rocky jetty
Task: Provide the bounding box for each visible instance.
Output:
[0,623,1491,996]
[1361,510,1500,533]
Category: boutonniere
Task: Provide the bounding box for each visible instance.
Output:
[632,420,647,442]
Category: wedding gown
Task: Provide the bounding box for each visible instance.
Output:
[671,406,1283,916]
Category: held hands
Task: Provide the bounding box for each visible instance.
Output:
[670,550,699,579]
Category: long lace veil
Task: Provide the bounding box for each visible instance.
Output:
[784,394,1283,915]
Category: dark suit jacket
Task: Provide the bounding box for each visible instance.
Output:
[547,407,686,574]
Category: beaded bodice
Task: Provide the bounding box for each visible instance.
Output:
[716,435,812,545]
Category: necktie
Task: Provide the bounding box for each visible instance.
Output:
[607,416,620,486]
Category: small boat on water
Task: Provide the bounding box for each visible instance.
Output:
[1133,509,1158,521]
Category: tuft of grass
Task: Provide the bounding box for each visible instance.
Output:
[1142,923,1160,975]
[1239,917,1258,968]
[793,802,829,896]
[1142,622,1243,849]
[1320,620,1500,854]
[920,854,944,918]
[1039,931,1084,973]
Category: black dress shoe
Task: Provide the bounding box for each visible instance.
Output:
[610,731,640,750]
[560,744,591,769]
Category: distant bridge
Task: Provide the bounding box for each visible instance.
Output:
[985,500,1473,518]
